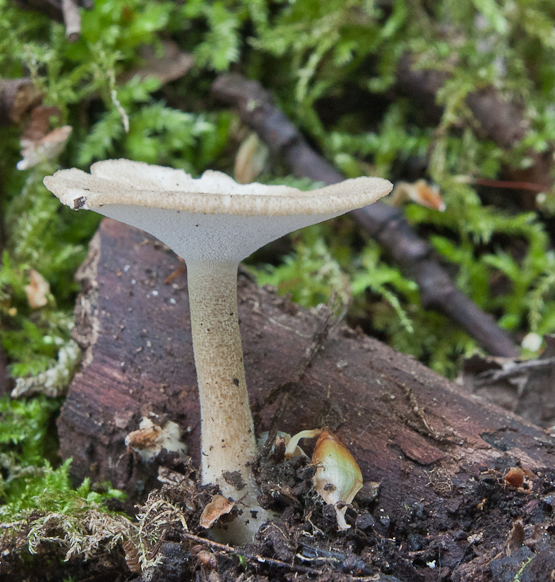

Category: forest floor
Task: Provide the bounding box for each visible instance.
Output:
[2,219,554,582]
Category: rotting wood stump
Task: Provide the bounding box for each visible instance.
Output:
[59,218,555,581]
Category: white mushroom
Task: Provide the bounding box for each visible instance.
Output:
[44,159,391,543]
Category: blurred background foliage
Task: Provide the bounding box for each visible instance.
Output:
[1,0,555,508]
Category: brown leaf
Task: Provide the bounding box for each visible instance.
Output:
[0,79,42,125]
[199,495,235,529]
[391,180,446,211]
[18,125,72,170]
[505,467,525,488]
[25,269,50,309]
[22,105,60,142]
[234,132,269,184]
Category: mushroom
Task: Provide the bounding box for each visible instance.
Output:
[44,159,391,543]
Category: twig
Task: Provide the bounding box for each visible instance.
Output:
[61,0,80,41]
[212,73,518,358]
[396,54,554,195]
[259,297,346,459]
[475,357,555,384]
[473,178,547,193]
[181,531,322,575]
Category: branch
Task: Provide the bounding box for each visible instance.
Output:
[395,54,553,188]
[212,73,518,358]
[61,0,81,42]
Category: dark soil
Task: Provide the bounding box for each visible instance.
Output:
[2,451,555,581]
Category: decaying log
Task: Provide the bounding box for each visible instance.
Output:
[60,220,555,567]
[212,73,518,358]
[61,0,81,42]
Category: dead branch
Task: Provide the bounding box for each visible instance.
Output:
[212,73,518,358]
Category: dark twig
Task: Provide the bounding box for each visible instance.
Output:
[212,74,518,358]
[181,531,322,576]
[475,357,555,384]
[259,297,345,459]
[396,55,528,150]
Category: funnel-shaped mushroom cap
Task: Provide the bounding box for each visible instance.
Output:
[44,160,391,263]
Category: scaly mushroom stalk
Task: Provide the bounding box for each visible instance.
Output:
[43,159,392,544]
[187,261,254,487]
[187,260,266,542]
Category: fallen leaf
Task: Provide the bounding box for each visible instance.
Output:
[120,41,194,85]
[17,125,72,170]
[234,132,269,184]
[25,269,50,309]
[505,467,525,488]
[199,495,235,529]
[391,180,446,211]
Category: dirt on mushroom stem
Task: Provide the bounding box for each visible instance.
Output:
[187,259,271,543]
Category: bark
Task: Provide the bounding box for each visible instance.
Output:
[211,73,518,358]
[61,0,81,42]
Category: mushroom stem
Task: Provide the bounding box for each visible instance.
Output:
[187,260,267,542]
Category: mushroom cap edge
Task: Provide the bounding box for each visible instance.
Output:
[43,160,392,217]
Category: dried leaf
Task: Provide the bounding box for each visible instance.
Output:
[199,495,235,529]
[17,125,72,170]
[120,41,194,85]
[234,132,269,184]
[391,180,446,211]
[25,269,50,309]
[0,78,42,124]
[21,105,60,142]
[505,467,525,488]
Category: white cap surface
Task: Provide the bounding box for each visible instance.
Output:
[44,160,392,263]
